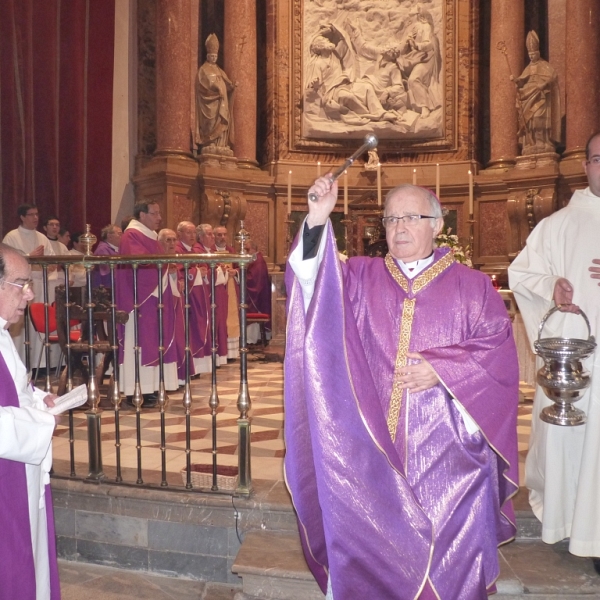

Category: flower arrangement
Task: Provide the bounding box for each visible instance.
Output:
[435,227,473,267]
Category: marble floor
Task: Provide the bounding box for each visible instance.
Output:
[51,352,534,487]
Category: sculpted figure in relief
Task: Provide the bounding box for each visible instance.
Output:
[301,1,444,140]
[195,34,236,152]
[305,25,400,126]
[398,6,442,118]
[512,31,561,156]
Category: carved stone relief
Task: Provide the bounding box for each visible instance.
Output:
[297,0,450,144]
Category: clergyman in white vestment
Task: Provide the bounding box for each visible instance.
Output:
[509,131,600,566]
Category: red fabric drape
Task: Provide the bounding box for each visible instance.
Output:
[0,0,115,237]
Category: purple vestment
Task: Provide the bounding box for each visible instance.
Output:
[197,242,228,359]
[175,241,212,364]
[0,354,61,600]
[116,227,177,366]
[92,240,118,288]
[284,224,519,599]
[246,251,271,327]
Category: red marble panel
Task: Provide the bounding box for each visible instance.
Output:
[173,193,194,224]
[479,200,508,257]
[244,200,269,253]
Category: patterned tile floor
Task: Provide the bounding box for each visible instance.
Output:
[51,353,286,487]
[51,353,534,487]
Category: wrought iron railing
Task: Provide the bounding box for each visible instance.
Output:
[27,247,256,496]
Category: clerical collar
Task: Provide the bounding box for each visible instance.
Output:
[108,243,119,251]
[181,242,192,251]
[215,245,227,252]
[395,252,434,279]
[47,236,58,241]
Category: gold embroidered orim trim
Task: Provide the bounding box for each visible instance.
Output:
[387,298,416,442]
[412,252,454,293]
[384,254,409,293]
[384,252,455,296]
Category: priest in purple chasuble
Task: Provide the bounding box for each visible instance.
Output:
[92,224,122,288]
[244,238,272,344]
[0,244,61,599]
[116,202,179,400]
[214,226,241,359]
[284,181,519,599]
[197,224,228,365]
[176,222,212,374]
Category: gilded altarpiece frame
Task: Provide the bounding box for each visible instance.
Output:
[291,0,458,153]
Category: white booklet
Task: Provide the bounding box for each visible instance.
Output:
[47,384,89,415]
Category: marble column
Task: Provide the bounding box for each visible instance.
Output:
[487,0,525,170]
[155,0,192,157]
[135,0,198,230]
[564,0,600,158]
[224,0,258,168]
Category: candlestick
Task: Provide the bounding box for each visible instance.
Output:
[412,168,417,185]
[317,161,321,177]
[377,163,382,206]
[287,170,292,215]
[344,170,349,214]
[468,169,474,214]
[436,163,440,199]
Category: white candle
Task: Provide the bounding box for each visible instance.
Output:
[412,168,417,185]
[436,163,440,199]
[344,170,349,214]
[377,163,382,206]
[317,161,321,177]
[468,169,474,215]
[287,170,292,214]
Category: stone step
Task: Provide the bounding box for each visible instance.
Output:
[232,531,600,599]
[232,530,324,600]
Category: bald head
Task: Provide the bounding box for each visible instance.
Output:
[177,221,197,248]
[158,229,178,254]
[0,244,35,326]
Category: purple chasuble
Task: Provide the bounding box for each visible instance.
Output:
[0,355,61,600]
[116,227,177,366]
[175,241,212,364]
[284,223,519,599]
[197,242,228,359]
[92,240,118,288]
[246,251,271,326]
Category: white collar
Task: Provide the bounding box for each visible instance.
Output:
[181,242,192,251]
[17,226,38,235]
[396,253,434,279]
[126,219,158,240]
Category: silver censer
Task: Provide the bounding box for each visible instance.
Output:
[535,306,596,426]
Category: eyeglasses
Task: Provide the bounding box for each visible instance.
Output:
[382,215,437,227]
[587,156,600,165]
[1,278,34,294]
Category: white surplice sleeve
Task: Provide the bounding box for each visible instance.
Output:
[288,218,328,313]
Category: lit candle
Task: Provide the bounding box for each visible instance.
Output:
[468,169,474,215]
[436,163,440,199]
[287,170,292,214]
[412,168,417,185]
[377,162,382,206]
[317,161,321,177]
[344,170,349,214]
